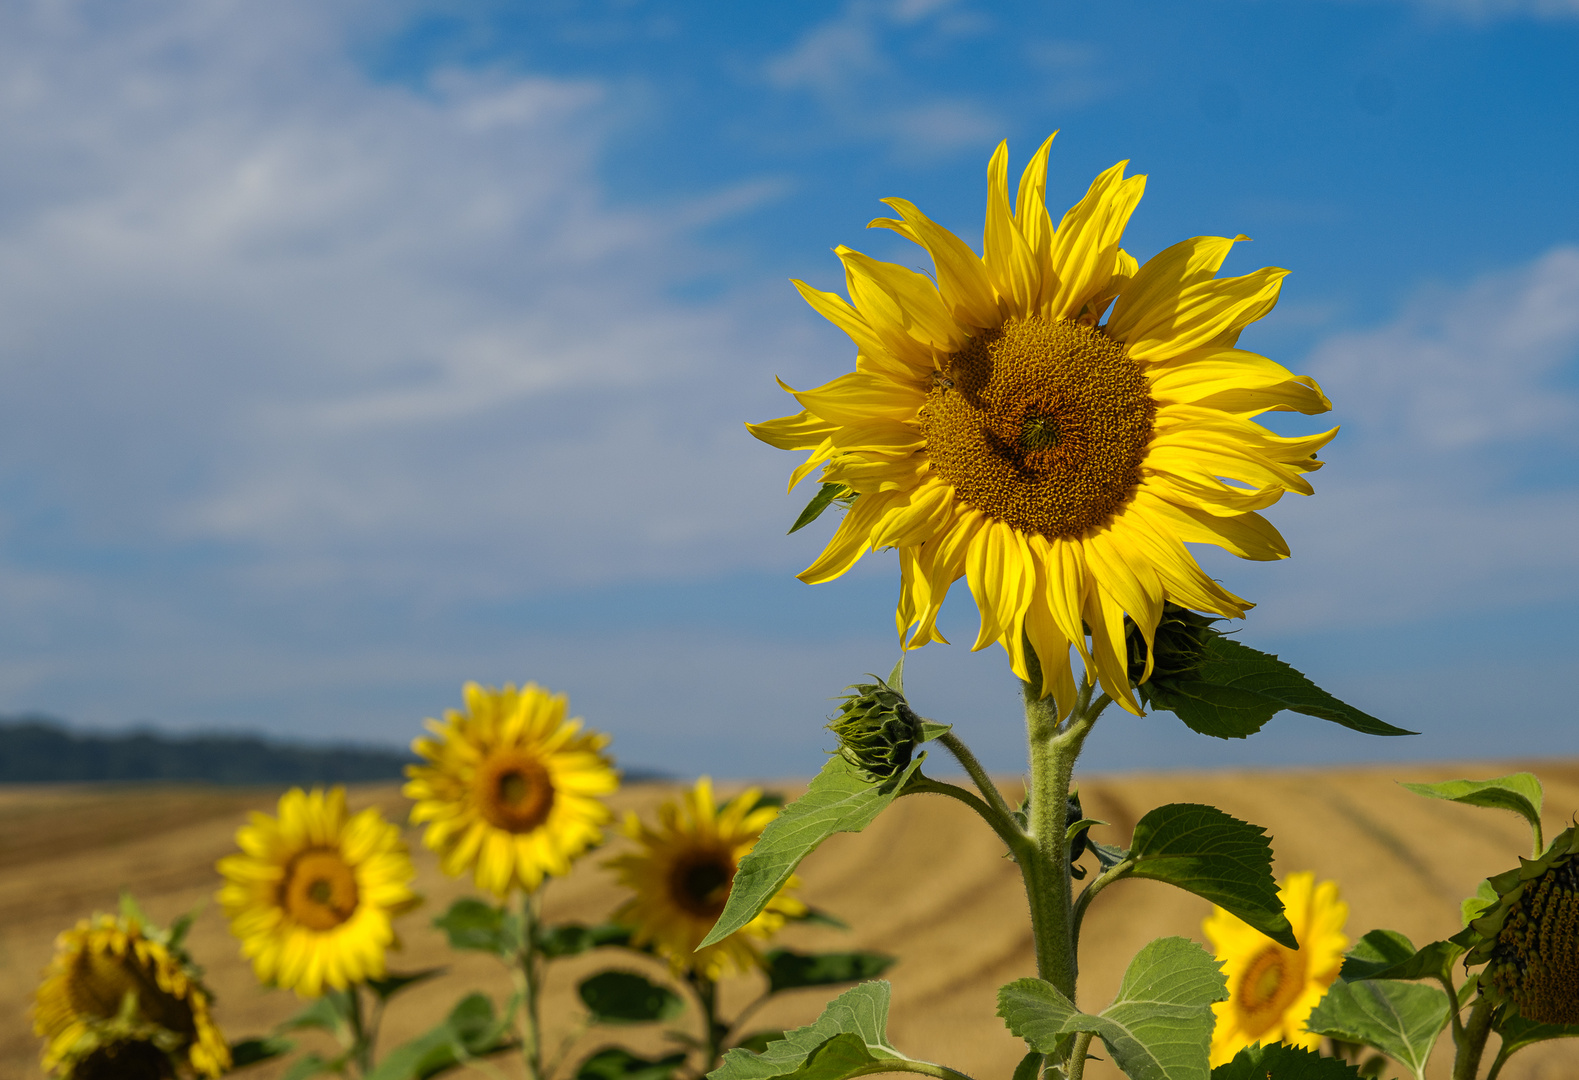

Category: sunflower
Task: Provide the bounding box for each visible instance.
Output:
[607,777,806,980]
[405,681,619,897]
[1203,870,1349,1066]
[32,910,229,1079]
[748,135,1335,716]
[217,786,418,997]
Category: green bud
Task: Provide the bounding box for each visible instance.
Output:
[828,676,920,781]
[1125,602,1219,690]
[1467,826,1579,1024]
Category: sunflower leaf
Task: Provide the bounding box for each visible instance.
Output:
[277,994,349,1035]
[365,992,516,1080]
[229,1036,295,1068]
[283,1053,339,1080]
[579,971,686,1025]
[1339,929,1468,983]
[1305,979,1451,1080]
[1210,1043,1362,1079]
[789,483,851,534]
[1145,635,1414,740]
[1399,773,1544,854]
[701,752,926,948]
[1494,1011,1579,1057]
[764,949,896,994]
[538,921,637,958]
[1125,803,1295,949]
[433,898,523,957]
[709,981,924,1080]
[575,1048,689,1080]
[998,936,1227,1080]
[366,967,447,1002]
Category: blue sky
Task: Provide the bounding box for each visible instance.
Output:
[0,0,1576,776]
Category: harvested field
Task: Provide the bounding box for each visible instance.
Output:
[3,763,1578,1080]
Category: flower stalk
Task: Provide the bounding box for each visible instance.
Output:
[517,891,546,1080]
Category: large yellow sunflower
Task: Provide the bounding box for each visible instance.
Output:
[217,786,418,997]
[1203,870,1349,1066]
[608,777,805,980]
[405,681,619,897]
[33,910,229,1079]
[749,135,1335,716]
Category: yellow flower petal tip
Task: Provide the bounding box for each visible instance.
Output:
[748,136,1333,713]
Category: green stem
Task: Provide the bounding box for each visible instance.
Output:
[1071,856,1136,960]
[345,986,373,1077]
[831,1062,977,1080]
[1452,998,1495,1080]
[1021,642,1110,1003]
[518,891,545,1080]
[938,730,1016,824]
[1065,1032,1096,1080]
[1436,974,1465,1048]
[906,775,1031,859]
[1484,1046,1512,1080]
[689,972,726,1076]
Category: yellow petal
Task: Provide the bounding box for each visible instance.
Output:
[838,247,967,353]
[1124,267,1289,362]
[983,140,1039,313]
[872,196,1000,329]
[1107,235,1246,341]
[1014,132,1058,271]
[1048,162,1146,320]
[745,410,835,450]
[799,491,895,583]
[967,519,1033,653]
[787,371,925,426]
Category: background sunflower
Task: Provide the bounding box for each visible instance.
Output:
[1203,870,1349,1066]
[216,786,417,997]
[32,908,228,1079]
[405,681,619,897]
[608,777,805,980]
[750,136,1334,717]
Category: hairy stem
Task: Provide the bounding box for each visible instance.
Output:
[906,774,1031,859]
[833,1062,978,1080]
[1436,973,1465,1048]
[518,892,545,1080]
[1452,997,1495,1080]
[938,730,1016,823]
[1065,1033,1096,1080]
[687,972,726,1077]
[1071,856,1136,961]
[1484,1046,1512,1080]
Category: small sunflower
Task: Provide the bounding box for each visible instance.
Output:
[405,681,619,897]
[607,777,806,980]
[749,135,1335,716]
[1203,870,1349,1066]
[217,786,418,997]
[32,910,229,1079]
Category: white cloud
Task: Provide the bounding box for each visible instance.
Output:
[1234,247,1579,631]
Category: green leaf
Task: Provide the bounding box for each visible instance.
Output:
[1146,635,1414,740]
[1305,978,1451,1080]
[1338,929,1466,983]
[785,906,850,931]
[1400,773,1544,853]
[366,967,446,1003]
[701,753,926,948]
[998,936,1228,1080]
[576,1048,689,1080]
[283,1053,338,1080]
[764,949,896,994]
[1067,818,1107,842]
[734,1033,787,1054]
[1463,878,1498,927]
[432,898,522,956]
[366,993,515,1080]
[539,921,636,958]
[278,995,348,1035]
[166,910,197,951]
[1010,1051,1044,1080]
[229,1036,295,1068]
[1494,1010,1579,1058]
[1126,804,1295,949]
[709,981,915,1080]
[1211,1042,1362,1079]
[789,483,851,534]
[578,971,685,1024]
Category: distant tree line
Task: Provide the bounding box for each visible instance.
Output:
[0,715,417,785]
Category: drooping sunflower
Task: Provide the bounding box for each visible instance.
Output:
[1203,870,1349,1066]
[608,777,806,980]
[217,786,418,997]
[405,681,619,897]
[33,910,229,1079]
[749,135,1335,716]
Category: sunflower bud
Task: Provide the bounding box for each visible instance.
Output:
[1467,827,1579,1024]
[828,676,920,781]
[1125,602,1219,689]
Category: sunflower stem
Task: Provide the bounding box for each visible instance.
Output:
[905,774,1032,859]
[937,730,1017,825]
[517,890,546,1080]
[688,971,726,1076]
[1020,643,1109,1013]
[1065,1032,1095,1080]
[1452,997,1495,1080]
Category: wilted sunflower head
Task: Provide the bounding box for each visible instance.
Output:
[749,134,1334,718]
[405,681,619,897]
[1203,871,1348,1068]
[32,909,229,1079]
[607,777,806,980]
[217,786,419,998]
[1468,826,1579,1025]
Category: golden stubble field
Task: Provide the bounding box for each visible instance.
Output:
[4,763,1579,1080]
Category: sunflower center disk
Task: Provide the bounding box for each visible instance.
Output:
[1235,945,1302,1034]
[921,317,1155,540]
[281,848,360,931]
[476,752,556,834]
[669,852,735,920]
[74,948,192,1033]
